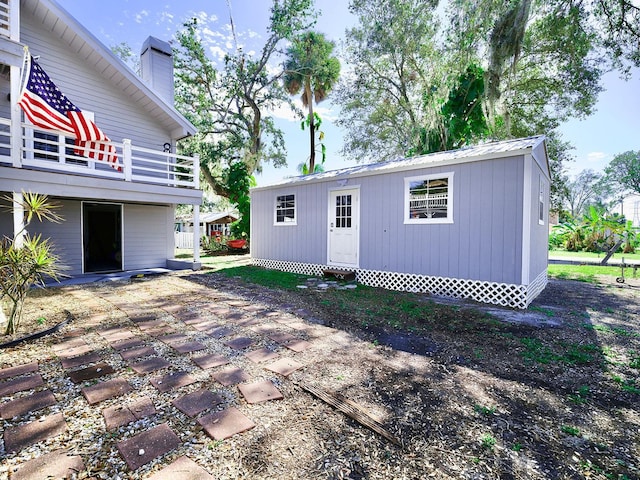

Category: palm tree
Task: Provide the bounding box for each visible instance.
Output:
[1,193,65,335]
[283,31,340,174]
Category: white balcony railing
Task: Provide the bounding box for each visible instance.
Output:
[0,118,199,189]
[0,0,10,39]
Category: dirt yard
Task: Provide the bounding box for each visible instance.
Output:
[1,268,639,479]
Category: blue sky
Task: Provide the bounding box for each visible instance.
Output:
[57,0,639,186]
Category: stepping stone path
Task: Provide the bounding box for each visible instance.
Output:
[0,372,44,396]
[172,388,224,417]
[119,345,157,360]
[238,380,284,404]
[197,407,255,440]
[191,353,231,369]
[116,423,181,471]
[68,362,115,383]
[4,412,67,452]
[244,347,279,363]
[224,336,254,350]
[60,351,102,369]
[173,341,207,353]
[0,361,38,380]
[147,456,214,480]
[150,371,197,393]
[130,356,171,374]
[10,449,85,480]
[0,280,327,477]
[0,389,56,419]
[103,396,156,431]
[212,367,250,386]
[82,378,132,405]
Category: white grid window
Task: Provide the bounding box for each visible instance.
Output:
[275,194,296,225]
[404,172,454,224]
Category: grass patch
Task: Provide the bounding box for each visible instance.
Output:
[474,404,496,416]
[561,425,581,436]
[568,385,590,405]
[215,266,502,335]
[520,337,557,364]
[582,324,639,338]
[547,264,621,283]
[549,249,640,262]
[217,266,308,290]
[528,305,555,317]
[612,376,640,394]
[520,338,601,366]
[480,434,496,451]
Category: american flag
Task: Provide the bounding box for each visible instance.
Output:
[18,55,120,170]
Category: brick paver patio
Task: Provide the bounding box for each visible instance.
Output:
[0,275,326,477]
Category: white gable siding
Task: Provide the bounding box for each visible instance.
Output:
[21,13,174,151]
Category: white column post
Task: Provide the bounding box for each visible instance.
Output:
[193,204,200,266]
[193,154,200,189]
[10,0,20,42]
[12,191,24,248]
[122,139,132,181]
[10,63,22,168]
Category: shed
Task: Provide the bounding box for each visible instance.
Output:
[250,136,550,309]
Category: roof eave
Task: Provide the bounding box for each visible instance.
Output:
[252,136,547,192]
[32,0,196,137]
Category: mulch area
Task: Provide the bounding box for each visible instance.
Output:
[0,268,639,479]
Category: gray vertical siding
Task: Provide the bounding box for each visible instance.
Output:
[123,204,172,270]
[251,183,327,264]
[27,199,84,277]
[0,196,12,237]
[252,155,526,284]
[3,199,173,276]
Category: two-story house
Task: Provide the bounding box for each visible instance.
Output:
[0,0,202,277]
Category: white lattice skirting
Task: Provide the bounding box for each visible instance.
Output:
[252,258,548,309]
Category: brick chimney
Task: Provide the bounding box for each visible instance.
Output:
[140,36,174,105]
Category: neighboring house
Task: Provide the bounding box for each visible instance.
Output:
[0,0,202,276]
[612,194,640,228]
[251,136,550,309]
[176,212,239,237]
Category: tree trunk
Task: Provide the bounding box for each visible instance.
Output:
[306,81,315,174]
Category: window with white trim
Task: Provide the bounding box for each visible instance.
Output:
[275,194,296,225]
[538,175,546,225]
[404,172,454,224]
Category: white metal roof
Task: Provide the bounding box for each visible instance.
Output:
[24,0,196,139]
[252,135,547,191]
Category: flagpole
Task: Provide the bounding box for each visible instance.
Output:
[18,46,30,100]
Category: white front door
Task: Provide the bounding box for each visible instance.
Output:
[328,188,360,267]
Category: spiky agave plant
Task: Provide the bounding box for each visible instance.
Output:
[1,192,65,335]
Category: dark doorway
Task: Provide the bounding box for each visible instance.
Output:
[83,202,123,273]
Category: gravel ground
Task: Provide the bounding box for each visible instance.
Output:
[0,265,639,479]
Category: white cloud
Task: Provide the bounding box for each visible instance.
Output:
[586,151,607,162]
[134,10,149,24]
[208,45,227,62]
